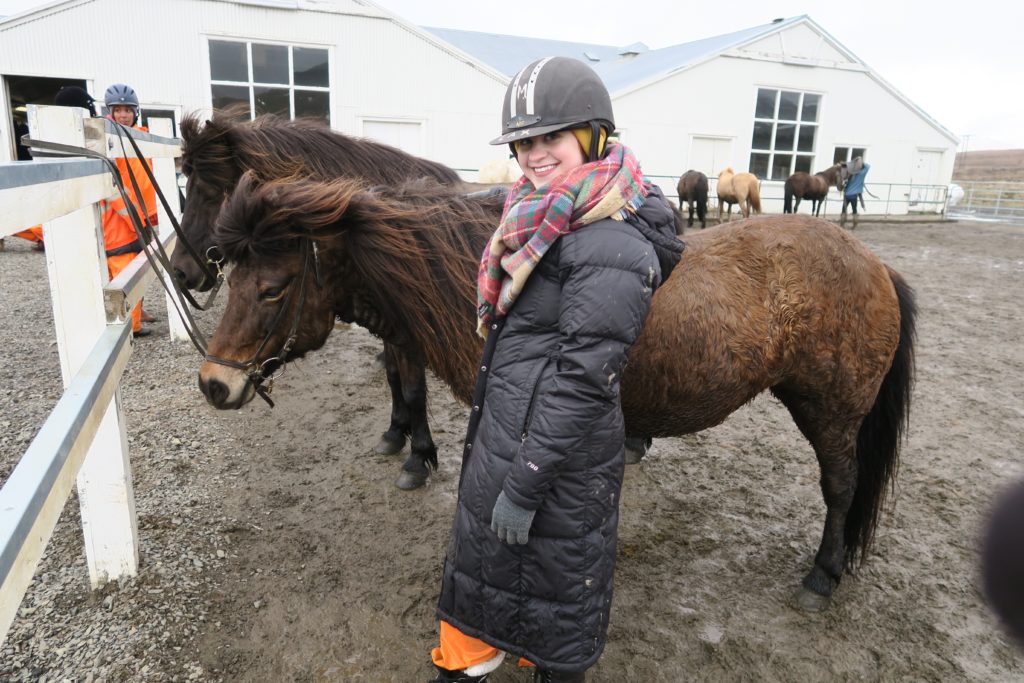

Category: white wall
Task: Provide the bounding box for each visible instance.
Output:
[614,53,956,212]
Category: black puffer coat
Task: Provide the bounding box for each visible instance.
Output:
[437,186,682,672]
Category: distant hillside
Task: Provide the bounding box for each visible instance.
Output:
[953,149,1024,182]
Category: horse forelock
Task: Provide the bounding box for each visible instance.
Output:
[180,112,242,192]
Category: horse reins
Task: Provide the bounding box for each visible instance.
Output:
[203,238,322,407]
[25,124,226,358]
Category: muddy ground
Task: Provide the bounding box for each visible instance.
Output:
[3,217,1023,681]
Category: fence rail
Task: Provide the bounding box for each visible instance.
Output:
[457,169,950,218]
[948,181,1024,221]
[0,105,183,645]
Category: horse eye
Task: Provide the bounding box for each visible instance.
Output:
[259,285,286,302]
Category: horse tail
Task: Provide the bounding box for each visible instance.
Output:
[783,181,793,213]
[845,267,917,568]
[749,180,762,214]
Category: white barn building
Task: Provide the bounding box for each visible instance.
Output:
[1,5,956,214]
[0,0,507,170]
[431,16,959,214]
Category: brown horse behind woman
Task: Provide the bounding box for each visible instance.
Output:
[784,162,846,216]
[171,111,470,490]
[676,169,709,229]
[198,173,916,610]
[716,167,762,221]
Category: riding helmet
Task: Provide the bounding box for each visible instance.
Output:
[104,83,140,109]
[54,85,97,116]
[491,56,614,161]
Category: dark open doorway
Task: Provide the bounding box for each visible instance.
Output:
[5,75,89,159]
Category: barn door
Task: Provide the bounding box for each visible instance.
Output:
[910,149,944,212]
[362,119,423,157]
[690,136,732,177]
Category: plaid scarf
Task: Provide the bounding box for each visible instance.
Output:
[476,143,648,336]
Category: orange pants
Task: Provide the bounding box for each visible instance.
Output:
[107,251,143,332]
[432,621,532,671]
[14,226,43,242]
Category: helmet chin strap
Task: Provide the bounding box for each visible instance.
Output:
[588,121,601,162]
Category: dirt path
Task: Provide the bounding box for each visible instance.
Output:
[3,218,1022,681]
[186,219,1024,681]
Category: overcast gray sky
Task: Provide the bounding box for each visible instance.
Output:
[2,0,1020,150]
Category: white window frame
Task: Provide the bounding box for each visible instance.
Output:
[833,145,867,165]
[207,37,332,123]
[749,87,822,180]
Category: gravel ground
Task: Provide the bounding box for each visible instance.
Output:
[1,236,231,681]
[2,217,1024,682]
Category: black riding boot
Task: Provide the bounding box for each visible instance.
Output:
[534,669,587,682]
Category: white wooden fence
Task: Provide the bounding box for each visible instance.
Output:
[0,105,186,644]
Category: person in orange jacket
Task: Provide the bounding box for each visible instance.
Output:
[102,83,157,336]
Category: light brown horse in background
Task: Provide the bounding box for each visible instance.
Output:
[717,167,762,222]
[198,172,917,611]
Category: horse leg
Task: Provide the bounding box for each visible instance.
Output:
[375,343,409,456]
[624,435,653,465]
[698,199,707,229]
[770,386,859,611]
[686,200,695,228]
[393,349,438,490]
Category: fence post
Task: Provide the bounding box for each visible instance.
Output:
[28,105,139,587]
[145,118,189,342]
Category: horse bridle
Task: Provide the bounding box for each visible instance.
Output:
[203,238,322,407]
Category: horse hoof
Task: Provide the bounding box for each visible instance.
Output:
[374,435,405,456]
[790,587,831,612]
[624,446,645,465]
[395,468,428,490]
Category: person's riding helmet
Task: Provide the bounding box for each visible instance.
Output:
[104,83,140,124]
[490,56,615,162]
[54,85,97,117]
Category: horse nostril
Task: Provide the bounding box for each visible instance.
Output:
[198,374,230,407]
[173,268,187,285]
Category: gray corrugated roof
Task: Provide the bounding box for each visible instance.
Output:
[427,17,804,93]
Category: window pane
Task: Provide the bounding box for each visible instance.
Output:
[210,40,248,82]
[797,125,815,152]
[801,94,820,122]
[212,84,250,113]
[254,86,290,117]
[833,147,849,164]
[779,91,800,120]
[771,154,792,180]
[294,47,329,87]
[795,155,813,173]
[253,44,289,84]
[775,123,796,151]
[749,153,769,179]
[295,90,330,122]
[751,121,773,150]
[853,147,866,160]
[755,89,777,118]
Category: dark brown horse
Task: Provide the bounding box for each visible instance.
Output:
[198,172,917,609]
[676,170,709,229]
[783,162,846,216]
[172,111,466,489]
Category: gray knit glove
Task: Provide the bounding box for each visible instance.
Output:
[491,491,537,545]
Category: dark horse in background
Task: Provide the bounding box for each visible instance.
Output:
[676,170,709,229]
[783,162,846,216]
[198,172,917,610]
[171,111,468,489]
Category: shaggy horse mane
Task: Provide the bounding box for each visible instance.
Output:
[180,109,462,192]
[216,173,504,391]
